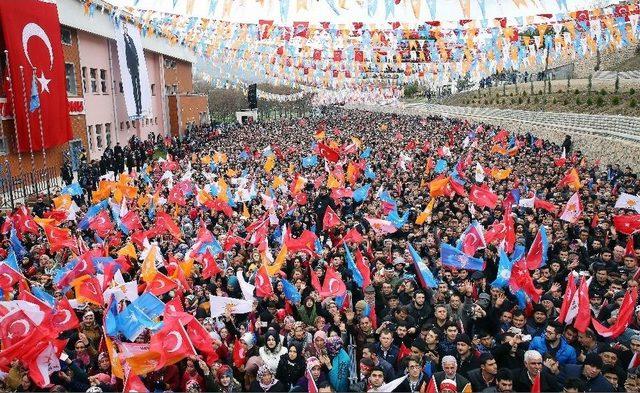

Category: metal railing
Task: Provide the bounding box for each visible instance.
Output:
[0,163,61,209]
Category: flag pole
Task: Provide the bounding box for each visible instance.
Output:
[17,66,35,173]
[4,50,24,175]
[33,67,47,171]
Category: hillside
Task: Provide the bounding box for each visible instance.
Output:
[427,78,640,117]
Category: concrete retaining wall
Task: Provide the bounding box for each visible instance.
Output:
[349,103,640,167]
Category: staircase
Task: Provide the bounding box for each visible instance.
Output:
[593,70,640,79]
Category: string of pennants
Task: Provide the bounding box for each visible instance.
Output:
[83,0,640,89]
[136,0,583,23]
[199,71,401,103]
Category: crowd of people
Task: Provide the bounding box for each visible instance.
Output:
[0,106,639,393]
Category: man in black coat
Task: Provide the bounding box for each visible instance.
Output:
[467,353,498,391]
[114,142,124,174]
[512,350,560,392]
[425,355,472,392]
[313,186,336,235]
[558,353,615,392]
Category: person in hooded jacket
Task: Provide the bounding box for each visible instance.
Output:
[276,343,306,390]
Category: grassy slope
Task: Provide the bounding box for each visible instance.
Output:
[431,79,640,117]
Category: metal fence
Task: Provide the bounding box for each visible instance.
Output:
[0,165,61,209]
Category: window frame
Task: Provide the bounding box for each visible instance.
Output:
[95,124,103,149]
[61,28,72,46]
[86,125,94,150]
[64,63,78,96]
[99,69,107,94]
[89,68,98,93]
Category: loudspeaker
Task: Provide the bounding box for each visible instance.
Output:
[247,84,257,109]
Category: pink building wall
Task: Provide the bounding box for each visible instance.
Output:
[77,30,116,158]
[77,31,166,160]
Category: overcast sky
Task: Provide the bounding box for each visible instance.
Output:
[110,0,609,25]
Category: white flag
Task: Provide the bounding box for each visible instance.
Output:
[370,375,408,392]
[209,295,253,318]
[615,193,640,213]
[560,192,582,223]
[237,271,256,301]
[474,162,485,183]
[519,197,535,208]
[33,343,60,387]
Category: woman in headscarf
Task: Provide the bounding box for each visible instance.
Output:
[325,336,351,393]
[275,343,306,391]
[71,338,96,372]
[249,364,285,392]
[284,321,312,349]
[291,356,327,392]
[259,331,288,372]
[303,330,328,359]
[295,296,318,326]
[214,365,242,393]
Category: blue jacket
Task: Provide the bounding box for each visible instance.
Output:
[529,335,577,365]
[374,342,400,369]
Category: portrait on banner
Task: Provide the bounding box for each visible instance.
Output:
[114,22,152,119]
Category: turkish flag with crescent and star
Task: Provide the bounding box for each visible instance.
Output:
[0,0,72,153]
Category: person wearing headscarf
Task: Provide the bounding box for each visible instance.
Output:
[249,364,285,392]
[304,330,328,359]
[291,356,328,392]
[285,321,312,349]
[326,335,351,393]
[259,332,288,372]
[241,331,265,389]
[296,296,318,326]
[276,343,306,390]
[214,365,242,393]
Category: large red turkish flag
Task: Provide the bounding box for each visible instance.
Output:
[0,0,72,153]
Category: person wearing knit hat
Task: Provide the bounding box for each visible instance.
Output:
[455,334,480,376]
[439,378,457,393]
[557,352,614,392]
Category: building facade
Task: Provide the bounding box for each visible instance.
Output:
[0,0,209,182]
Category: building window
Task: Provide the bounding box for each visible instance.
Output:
[90,68,97,93]
[126,121,130,130]
[95,124,102,149]
[105,123,111,147]
[0,133,7,154]
[100,69,107,94]
[120,122,124,131]
[119,82,123,93]
[151,84,156,96]
[81,67,87,94]
[87,125,93,150]
[61,28,72,45]
[154,116,158,124]
[65,63,77,96]
[164,58,176,69]
[172,84,177,94]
